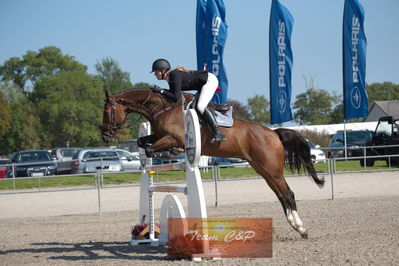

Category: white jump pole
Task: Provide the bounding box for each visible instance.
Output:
[138,122,151,224]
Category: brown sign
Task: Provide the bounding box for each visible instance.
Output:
[167,218,272,258]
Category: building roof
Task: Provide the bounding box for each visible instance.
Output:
[364,100,399,122]
[374,100,399,115]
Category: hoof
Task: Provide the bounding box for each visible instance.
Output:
[300,229,308,239]
[145,148,154,158]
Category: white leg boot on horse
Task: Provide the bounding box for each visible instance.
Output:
[265,178,308,238]
[284,189,308,238]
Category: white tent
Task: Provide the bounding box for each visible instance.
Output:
[273,121,378,135]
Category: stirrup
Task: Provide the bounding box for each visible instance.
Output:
[210,133,227,144]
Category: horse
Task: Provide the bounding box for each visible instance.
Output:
[99,88,325,238]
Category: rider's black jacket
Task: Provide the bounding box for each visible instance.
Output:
[162,69,208,103]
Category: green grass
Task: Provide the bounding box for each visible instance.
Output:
[0,160,397,191]
[330,158,391,172]
[0,175,96,190]
[218,167,258,178]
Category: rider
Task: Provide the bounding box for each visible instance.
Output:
[151,58,226,143]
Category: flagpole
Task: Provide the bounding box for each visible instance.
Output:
[343,119,347,159]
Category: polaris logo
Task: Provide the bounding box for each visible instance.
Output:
[351,16,360,83]
[277,21,286,88]
[211,15,221,75]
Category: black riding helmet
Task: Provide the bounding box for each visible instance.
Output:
[151,59,171,72]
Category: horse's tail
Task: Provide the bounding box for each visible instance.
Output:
[274,128,325,188]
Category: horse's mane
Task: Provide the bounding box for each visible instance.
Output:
[115,87,193,97]
[114,87,194,106]
[114,88,151,96]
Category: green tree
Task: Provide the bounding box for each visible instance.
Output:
[293,88,340,125]
[328,103,344,124]
[0,101,40,155]
[0,46,86,97]
[0,90,11,138]
[366,82,399,106]
[0,46,107,153]
[247,94,270,124]
[0,57,27,95]
[95,57,134,94]
[0,81,41,155]
[31,71,104,148]
[293,76,341,125]
[227,99,251,120]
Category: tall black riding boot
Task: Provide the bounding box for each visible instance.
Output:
[201,108,226,143]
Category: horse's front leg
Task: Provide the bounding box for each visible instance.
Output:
[145,135,182,158]
[137,134,158,149]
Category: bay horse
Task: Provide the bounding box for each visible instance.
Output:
[99,88,325,238]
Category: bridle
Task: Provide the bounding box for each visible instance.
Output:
[102,95,122,138]
[101,90,152,138]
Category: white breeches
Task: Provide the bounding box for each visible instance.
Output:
[196,72,219,114]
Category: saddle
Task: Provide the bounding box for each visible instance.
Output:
[150,86,234,127]
[186,94,234,128]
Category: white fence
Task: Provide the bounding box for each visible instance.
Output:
[1,146,399,210]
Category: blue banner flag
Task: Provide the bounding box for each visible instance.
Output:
[343,0,368,119]
[196,0,228,104]
[269,0,294,124]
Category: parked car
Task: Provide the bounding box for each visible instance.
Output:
[327,130,374,158]
[8,150,57,177]
[208,157,249,167]
[307,140,326,163]
[0,159,10,179]
[71,148,123,174]
[51,147,80,174]
[151,153,186,166]
[114,149,141,170]
[117,140,139,153]
[361,115,399,166]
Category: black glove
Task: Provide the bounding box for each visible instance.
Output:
[151,85,163,93]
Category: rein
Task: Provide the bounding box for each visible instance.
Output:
[141,89,152,106]
[118,90,181,121]
[102,89,186,137]
[153,94,188,119]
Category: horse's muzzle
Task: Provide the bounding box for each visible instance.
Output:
[99,124,112,143]
[101,134,112,144]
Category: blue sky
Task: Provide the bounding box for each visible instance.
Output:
[1,0,398,106]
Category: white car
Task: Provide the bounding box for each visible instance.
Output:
[114,149,141,170]
[71,148,123,174]
[307,140,326,163]
[51,147,80,174]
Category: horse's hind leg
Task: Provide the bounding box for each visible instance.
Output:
[251,161,308,238]
[269,177,308,238]
[284,187,308,238]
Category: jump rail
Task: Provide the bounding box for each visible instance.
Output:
[130,109,207,247]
